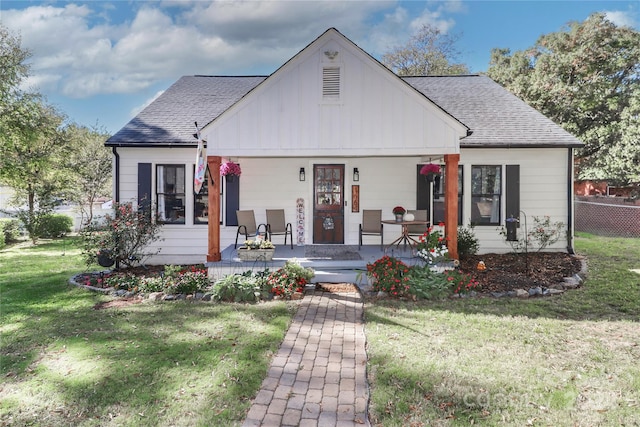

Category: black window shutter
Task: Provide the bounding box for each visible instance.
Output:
[225,177,240,226]
[505,165,520,222]
[416,165,430,210]
[137,163,152,216]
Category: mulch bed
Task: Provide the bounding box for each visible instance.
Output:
[458,252,584,293]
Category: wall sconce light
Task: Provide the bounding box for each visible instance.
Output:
[299,167,306,181]
[353,168,359,182]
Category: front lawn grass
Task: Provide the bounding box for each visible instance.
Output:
[0,238,294,426]
[365,233,640,426]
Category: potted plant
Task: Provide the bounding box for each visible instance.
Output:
[220,161,241,182]
[237,239,275,261]
[420,163,441,182]
[392,206,406,222]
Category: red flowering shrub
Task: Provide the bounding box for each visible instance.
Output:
[444,269,480,295]
[267,260,315,299]
[366,255,411,297]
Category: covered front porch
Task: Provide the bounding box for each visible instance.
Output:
[206,244,425,284]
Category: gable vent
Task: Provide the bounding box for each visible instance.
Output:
[322,66,340,98]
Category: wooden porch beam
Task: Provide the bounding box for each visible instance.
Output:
[444,153,459,260]
[207,156,222,262]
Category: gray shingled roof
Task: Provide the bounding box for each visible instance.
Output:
[404,75,583,148]
[107,74,583,148]
[107,76,267,146]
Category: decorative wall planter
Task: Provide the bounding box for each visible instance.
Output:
[237,248,275,261]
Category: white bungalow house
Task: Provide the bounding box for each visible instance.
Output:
[106,28,583,265]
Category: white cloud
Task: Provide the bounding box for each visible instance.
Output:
[2,0,456,99]
[603,10,638,28]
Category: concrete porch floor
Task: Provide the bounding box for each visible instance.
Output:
[205,244,424,284]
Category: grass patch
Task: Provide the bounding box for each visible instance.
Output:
[365,233,640,426]
[0,238,294,426]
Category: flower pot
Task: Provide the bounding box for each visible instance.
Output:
[225,174,235,183]
[395,214,404,222]
[97,250,115,267]
[424,172,437,182]
[237,247,274,261]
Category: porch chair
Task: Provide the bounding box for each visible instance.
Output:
[406,209,430,238]
[265,209,293,249]
[235,210,267,248]
[359,209,383,250]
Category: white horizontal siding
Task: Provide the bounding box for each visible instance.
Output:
[114,145,573,264]
[460,147,571,253]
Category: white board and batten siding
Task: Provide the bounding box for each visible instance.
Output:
[202,31,466,158]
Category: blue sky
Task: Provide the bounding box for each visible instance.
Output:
[1,0,638,134]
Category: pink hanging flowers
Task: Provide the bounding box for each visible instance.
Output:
[220,161,242,177]
[419,163,441,175]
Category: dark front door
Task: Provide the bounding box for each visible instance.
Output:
[313,164,344,244]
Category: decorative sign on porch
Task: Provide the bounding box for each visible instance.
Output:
[351,185,359,213]
[296,198,305,246]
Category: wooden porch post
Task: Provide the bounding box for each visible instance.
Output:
[207,156,222,262]
[444,154,459,260]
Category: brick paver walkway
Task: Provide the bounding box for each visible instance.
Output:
[242,289,369,427]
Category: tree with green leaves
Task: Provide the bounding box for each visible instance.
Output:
[0,97,69,244]
[487,13,640,185]
[382,24,470,76]
[0,25,74,243]
[0,24,30,112]
[64,123,112,226]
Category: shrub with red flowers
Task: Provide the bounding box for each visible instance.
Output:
[444,269,480,295]
[366,255,411,297]
[267,260,315,299]
[416,225,449,264]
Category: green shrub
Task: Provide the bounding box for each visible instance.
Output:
[457,224,480,257]
[407,265,452,300]
[39,214,73,238]
[0,225,4,249]
[0,218,22,245]
[166,266,210,295]
[139,276,165,293]
[104,273,140,291]
[212,271,268,303]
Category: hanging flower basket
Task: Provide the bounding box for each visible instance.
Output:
[220,161,241,180]
[420,163,441,182]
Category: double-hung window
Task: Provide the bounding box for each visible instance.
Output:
[157,165,185,224]
[471,165,501,225]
